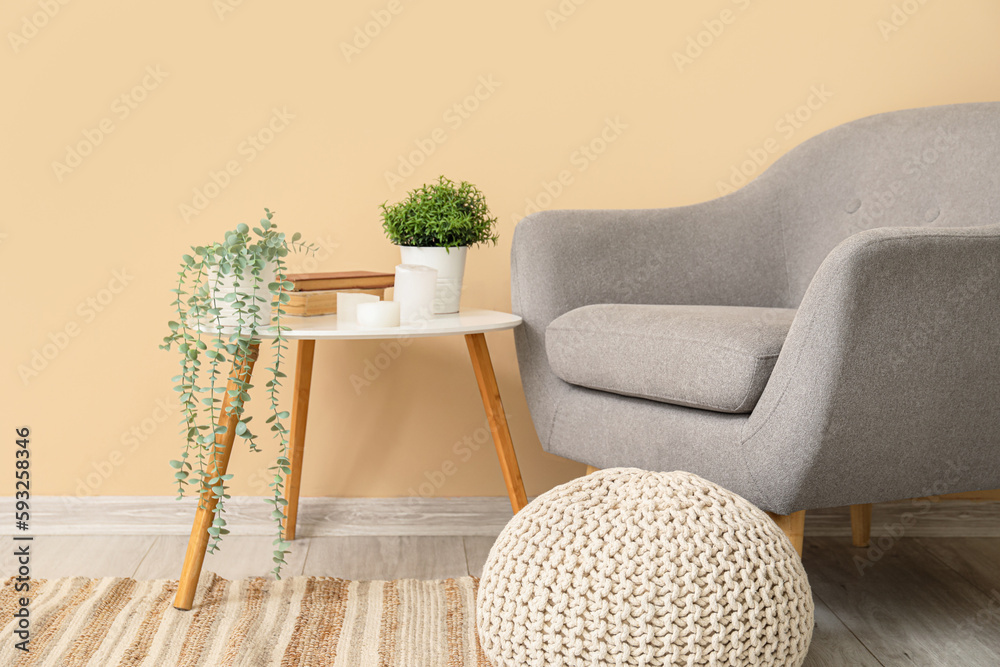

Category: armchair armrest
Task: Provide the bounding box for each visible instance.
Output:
[743,224,1000,510]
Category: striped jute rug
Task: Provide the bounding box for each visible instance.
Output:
[1,573,491,666]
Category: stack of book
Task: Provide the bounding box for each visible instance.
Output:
[284,271,395,316]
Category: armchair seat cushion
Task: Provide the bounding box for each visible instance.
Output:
[545,304,797,413]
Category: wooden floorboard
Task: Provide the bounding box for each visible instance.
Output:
[802,597,884,667]
[131,535,310,580]
[462,536,495,579]
[915,536,1000,599]
[0,535,156,579]
[803,537,1000,666]
[302,535,468,580]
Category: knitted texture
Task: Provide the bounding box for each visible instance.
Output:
[476,469,814,666]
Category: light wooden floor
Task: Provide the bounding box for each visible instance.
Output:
[6,535,999,666]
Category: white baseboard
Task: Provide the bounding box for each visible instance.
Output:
[1,496,519,537]
[1,496,997,538]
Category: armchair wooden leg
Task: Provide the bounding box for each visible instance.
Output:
[174,344,259,611]
[767,510,806,556]
[850,503,872,548]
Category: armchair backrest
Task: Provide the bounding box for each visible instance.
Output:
[761,102,1000,305]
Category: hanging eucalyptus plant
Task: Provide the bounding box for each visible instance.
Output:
[160,209,314,577]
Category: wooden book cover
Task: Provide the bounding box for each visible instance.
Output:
[287,270,395,292]
[284,288,385,316]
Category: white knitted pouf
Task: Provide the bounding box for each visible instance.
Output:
[476,468,813,666]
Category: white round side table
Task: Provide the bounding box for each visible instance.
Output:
[174,309,525,610]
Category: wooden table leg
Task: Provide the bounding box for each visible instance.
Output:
[464,333,528,514]
[283,339,316,541]
[174,344,259,611]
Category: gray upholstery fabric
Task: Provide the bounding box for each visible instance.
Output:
[744,225,1000,511]
[511,102,1000,514]
[546,305,796,413]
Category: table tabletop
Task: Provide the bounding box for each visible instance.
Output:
[202,308,523,341]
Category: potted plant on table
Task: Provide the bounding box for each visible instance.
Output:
[380,175,498,313]
[160,208,314,577]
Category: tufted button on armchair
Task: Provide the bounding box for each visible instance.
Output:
[511,102,1000,552]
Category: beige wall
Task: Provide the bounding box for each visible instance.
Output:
[5,0,1000,498]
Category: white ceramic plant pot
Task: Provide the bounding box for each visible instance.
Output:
[397,246,468,314]
[206,263,276,330]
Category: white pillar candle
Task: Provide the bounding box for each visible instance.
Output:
[356,300,401,328]
[394,264,438,323]
[337,292,380,324]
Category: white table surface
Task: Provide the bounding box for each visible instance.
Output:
[202,309,522,340]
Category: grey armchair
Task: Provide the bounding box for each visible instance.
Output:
[511,102,1000,552]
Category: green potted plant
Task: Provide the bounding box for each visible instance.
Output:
[380,175,498,313]
[160,208,313,577]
